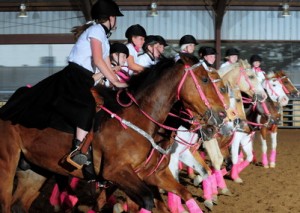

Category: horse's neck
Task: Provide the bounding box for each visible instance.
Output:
[135,69,182,124]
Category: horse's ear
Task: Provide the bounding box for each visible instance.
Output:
[179,52,190,65]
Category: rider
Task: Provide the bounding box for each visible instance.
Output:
[250,54,265,83]
[199,46,217,72]
[109,42,130,84]
[155,35,168,59]
[125,24,147,74]
[220,48,240,68]
[175,34,198,61]
[0,0,127,166]
[137,35,160,67]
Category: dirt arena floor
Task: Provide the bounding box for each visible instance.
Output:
[29,129,300,213]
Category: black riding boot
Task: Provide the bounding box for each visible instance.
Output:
[70,139,88,165]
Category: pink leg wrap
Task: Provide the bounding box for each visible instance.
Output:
[60,191,78,209]
[270,150,276,163]
[214,170,227,189]
[230,164,240,180]
[262,153,268,166]
[139,208,151,213]
[238,160,250,174]
[168,192,186,213]
[49,184,60,206]
[87,210,96,213]
[202,178,212,200]
[186,198,203,213]
[221,168,228,176]
[209,174,218,195]
[69,177,80,190]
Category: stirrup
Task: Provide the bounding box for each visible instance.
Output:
[66,147,87,170]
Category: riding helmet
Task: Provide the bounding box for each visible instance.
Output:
[199,46,217,58]
[125,24,147,40]
[250,54,262,64]
[142,35,159,51]
[225,48,240,57]
[110,42,129,58]
[155,35,168,47]
[91,0,123,20]
[179,35,198,46]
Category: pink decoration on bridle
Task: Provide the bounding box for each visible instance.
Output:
[177,64,211,109]
[238,68,255,92]
[264,79,280,97]
[209,77,228,109]
[277,76,290,94]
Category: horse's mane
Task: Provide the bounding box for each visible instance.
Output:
[218,59,251,77]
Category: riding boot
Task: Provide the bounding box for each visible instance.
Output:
[70,139,88,166]
[262,153,269,168]
[269,150,276,168]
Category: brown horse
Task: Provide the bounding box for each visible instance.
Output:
[0,53,227,213]
[256,70,299,168]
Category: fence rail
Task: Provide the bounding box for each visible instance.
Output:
[280,97,300,129]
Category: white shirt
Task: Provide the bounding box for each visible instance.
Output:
[68,24,109,73]
[219,61,232,69]
[137,53,156,68]
[253,68,266,84]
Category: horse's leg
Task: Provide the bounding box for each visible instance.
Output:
[229,132,245,183]
[260,127,269,168]
[238,134,254,176]
[145,167,203,213]
[178,148,214,211]
[269,126,278,168]
[103,165,155,212]
[12,169,47,212]
[0,122,21,213]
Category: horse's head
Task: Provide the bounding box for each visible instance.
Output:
[275,70,300,98]
[255,97,281,126]
[220,85,250,134]
[263,72,289,106]
[219,59,267,102]
[178,53,227,127]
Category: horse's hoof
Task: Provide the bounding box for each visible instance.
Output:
[159,188,166,194]
[233,177,243,183]
[188,173,196,179]
[193,175,203,186]
[220,188,233,196]
[270,162,276,168]
[263,165,269,169]
[204,200,213,211]
[212,195,218,205]
[53,205,61,212]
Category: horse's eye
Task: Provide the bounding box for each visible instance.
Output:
[249,75,254,79]
[202,77,208,83]
[236,99,241,103]
[220,87,227,93]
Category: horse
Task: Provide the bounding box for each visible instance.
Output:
[255,70,298,168]
[0,53,227,213]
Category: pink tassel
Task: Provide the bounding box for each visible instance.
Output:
[60,191,78,209]
[69,177,80,190]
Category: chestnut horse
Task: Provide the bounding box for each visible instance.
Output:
[0,53,227,213]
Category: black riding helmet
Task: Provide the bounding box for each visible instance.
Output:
[110,43,129,58]
[142,35,159,52]
[225,48,240,57]
[155,35,168,47]
[91,0,123,20]
[125,24,147,42]
[201,47,217,58]
[179,35,198,46]
[250,54,262,64]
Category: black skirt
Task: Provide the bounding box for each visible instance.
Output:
[0,62,96,132]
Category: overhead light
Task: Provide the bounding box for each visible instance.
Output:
[18,3,28,18]
[148,2,158,17]
[282,3,291,17]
